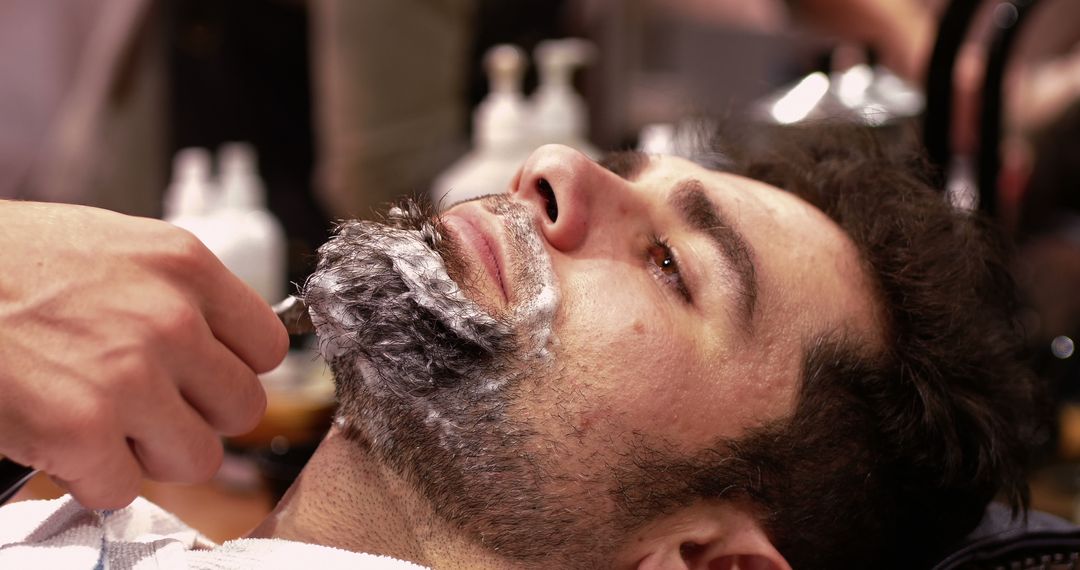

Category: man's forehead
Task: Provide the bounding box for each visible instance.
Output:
[610,151,836,230]
[601,150,776,205]
[616,150,888,358]
[599,150,732,183]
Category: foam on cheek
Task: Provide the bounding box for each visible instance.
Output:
[387,229,499,346]
[304,270,355,361]
[304,203,572,490]
[306,223,504,364]
[307,201,560,403]
[496,202,560,359]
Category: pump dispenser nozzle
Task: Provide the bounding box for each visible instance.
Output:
[475,44,528,151]
[220,142,265,210]
[164,147,215,219]
[535,39,594,92]
[486,44,526,95]
[214,142,286,302]
[531,39,598,156]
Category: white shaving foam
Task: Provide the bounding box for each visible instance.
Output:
[308,202,560,383]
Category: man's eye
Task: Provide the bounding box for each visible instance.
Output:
[648,237,692,303]
[649,242,678,275]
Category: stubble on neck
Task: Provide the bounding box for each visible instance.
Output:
[250,427,517,570]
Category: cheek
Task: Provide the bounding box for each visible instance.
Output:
[542,258,788,453]
[551,274,707,438]
[554,262,682,377]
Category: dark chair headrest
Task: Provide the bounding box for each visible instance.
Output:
[933,503,1080,570]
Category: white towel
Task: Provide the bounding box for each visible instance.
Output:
[0,496,428,569]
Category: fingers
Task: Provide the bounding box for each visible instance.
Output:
[123,309,265,483]
[197,257,290,374]
[54,339,245,496]
[173,331,268,437]
[0,366,144,510]
[0,212,290,509]
[53,429,143,511]
[126,392,224,484]
[151,228,289,374]
[59,355,237,497]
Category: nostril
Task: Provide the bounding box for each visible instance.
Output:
[537,178,558,222]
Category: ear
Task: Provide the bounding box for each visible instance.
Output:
[616,502,792,570]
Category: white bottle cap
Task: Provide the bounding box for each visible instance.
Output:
[219,142,265,210]
[532,39,596,152]
[535,39,594,89]
[475,44,528,151]
[637,123,677,155]
[164,147,215,219]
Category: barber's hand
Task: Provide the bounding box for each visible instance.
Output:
[0,201,289,509]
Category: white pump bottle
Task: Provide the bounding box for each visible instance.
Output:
[431,44,531,209]
[163,144,286,303]
[530,38,599,157]
[163,147,215,221]
[215,142,286,303]
[163,147,232,258]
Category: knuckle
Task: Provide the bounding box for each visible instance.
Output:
[81,450,141,509]
[72,423,116,459]
[130,441,166,480]
[145,429,223,483]
[59,393,114,437]
[168,228,211,267]
[239,375,268,428]
[247,325,289,375]
[151,226,213,278]
[105,352,156,394]
[269,326,290,367]
[153,302,201,341]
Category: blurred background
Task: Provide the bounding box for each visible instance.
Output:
[3,0,1080,542]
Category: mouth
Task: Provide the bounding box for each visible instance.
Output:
[441,207,510,305]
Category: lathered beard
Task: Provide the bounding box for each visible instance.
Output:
[302,197,581,562]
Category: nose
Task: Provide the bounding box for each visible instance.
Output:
[510,144,630,252]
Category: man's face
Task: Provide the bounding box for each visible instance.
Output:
[305,145,880,565]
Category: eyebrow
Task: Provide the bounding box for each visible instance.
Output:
[670,179,759,332]
[600,151,760,330]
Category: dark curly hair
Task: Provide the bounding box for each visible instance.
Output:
[614,123,1043,569]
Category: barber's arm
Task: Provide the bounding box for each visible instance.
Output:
[0,200,289,509]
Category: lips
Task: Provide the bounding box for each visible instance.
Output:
[441,208,509,304]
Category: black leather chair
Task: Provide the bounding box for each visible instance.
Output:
[934,504,1080,570]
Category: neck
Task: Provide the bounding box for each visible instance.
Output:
[249,426,514,569]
